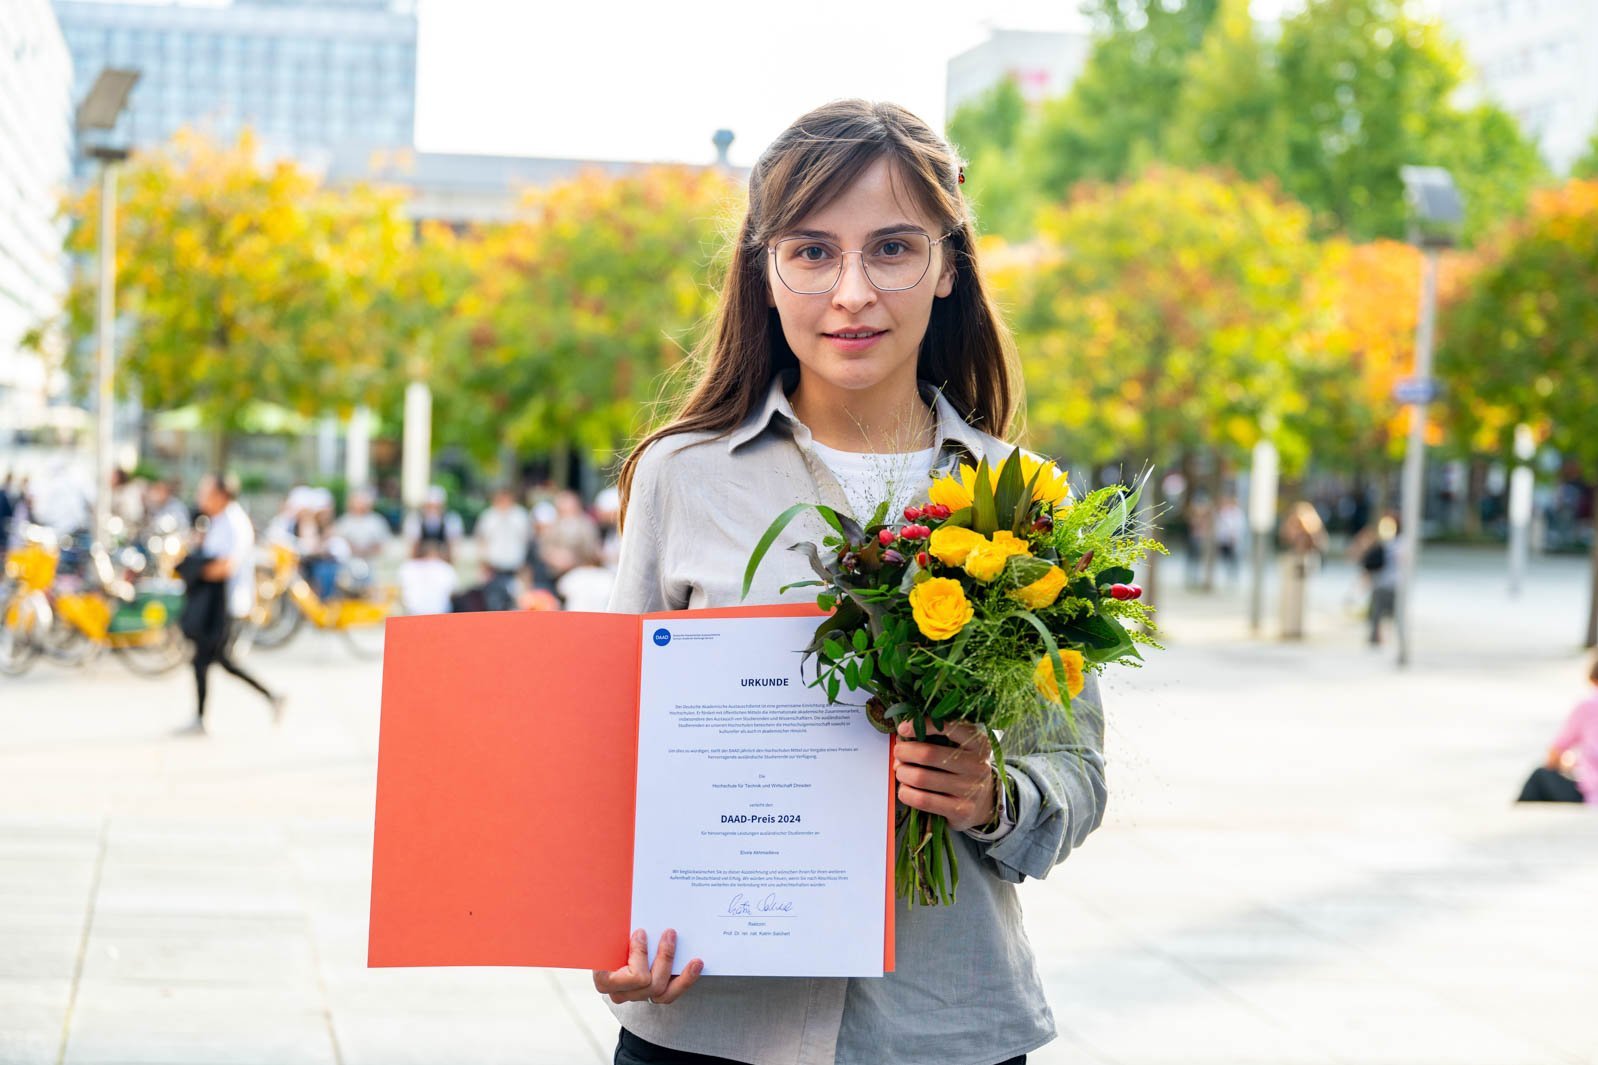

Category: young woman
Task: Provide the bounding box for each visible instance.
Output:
[600,100,1108,1065]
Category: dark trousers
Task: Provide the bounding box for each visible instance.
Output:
[192,618,273,718]
[615,1029,1025,1065]
[1517,766,1584,803]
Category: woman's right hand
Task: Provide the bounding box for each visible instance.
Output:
[592,927,703,1005]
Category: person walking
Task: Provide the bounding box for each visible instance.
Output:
[597,100,1105,1065]
[175,473,282,735]
[1362,514,1401,647]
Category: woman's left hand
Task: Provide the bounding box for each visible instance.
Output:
[893,721,997,832]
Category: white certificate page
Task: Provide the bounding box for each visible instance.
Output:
[629,614,890,977]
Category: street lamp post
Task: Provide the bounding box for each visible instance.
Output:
[76,69,140,549]
[1395,166,1463,668]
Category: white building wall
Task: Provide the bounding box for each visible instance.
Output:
[946,28,1091,119]
[1429,0,1598,173]
[0,0,74,435]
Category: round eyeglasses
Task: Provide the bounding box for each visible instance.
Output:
[768,231,952,295]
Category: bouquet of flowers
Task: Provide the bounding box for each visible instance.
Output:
[742,448,1161,906]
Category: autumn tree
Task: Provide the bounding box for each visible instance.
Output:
[53,130,414,457]
[440,166,739,472]
[1438,180,1598,646]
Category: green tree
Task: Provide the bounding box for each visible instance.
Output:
[441,166,738,468]
[1433,103,1549,243]
[1572,129,1598,179]
[1438,180,1598,646]
[1274,0,1467,240]
[946,78,1040,239]
[1166,0,1288,182]
[1024,0,1220,197]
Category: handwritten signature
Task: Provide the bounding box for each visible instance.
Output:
[726,892,796,916]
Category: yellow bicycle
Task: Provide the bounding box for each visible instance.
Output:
[251,542,394,659]
[1,531,187,677]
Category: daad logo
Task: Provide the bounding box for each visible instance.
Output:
[652,628,672,647]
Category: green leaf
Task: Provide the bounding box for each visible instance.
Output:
[826,673,840,702]
[742,502,821,600]
[992,448,1026,529]
[844,660,860,689]
[1005,555,1055,588]
[868,500,890,529]
[972,461,999,535]
[860,655,874,683]
[1096,566,1135,587]
[823,636,847,661]
[816,592,837,612]
[778,579,827,594]
[852,629,868,653]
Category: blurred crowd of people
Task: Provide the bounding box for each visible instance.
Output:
[1,468,621,619]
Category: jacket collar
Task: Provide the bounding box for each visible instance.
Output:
[726,371,993,462]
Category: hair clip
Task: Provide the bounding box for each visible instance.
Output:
[957,165,966,185]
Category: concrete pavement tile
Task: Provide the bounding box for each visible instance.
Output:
[1221,978,1572,1065]
[0,931,85,980]
[331,1011,606,1065]
[63,984,335,1065]
[0,978,71,1065]
[80,928,318,986]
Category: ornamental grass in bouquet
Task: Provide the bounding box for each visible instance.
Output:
[743,448,1162,906]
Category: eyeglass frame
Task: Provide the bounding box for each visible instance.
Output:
[765,229,956,295]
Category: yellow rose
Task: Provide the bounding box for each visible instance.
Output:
[1009,565,1068,609]
[908,577,974,641]
[928,525,986,567]
[1018,452,1072,511]
[1033,649,1086,703]
[962,530,1032,583]
[927,463,977,513]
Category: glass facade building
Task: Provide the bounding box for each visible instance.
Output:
[53,0,417,167]
[0,0,74,433]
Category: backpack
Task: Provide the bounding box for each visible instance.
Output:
[1360,540,1387,574]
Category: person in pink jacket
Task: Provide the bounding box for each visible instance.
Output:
[1519,656,1598,804]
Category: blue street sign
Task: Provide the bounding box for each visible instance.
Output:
[1394,377,1441,405]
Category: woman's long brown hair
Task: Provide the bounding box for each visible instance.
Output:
[617,99,1020,526]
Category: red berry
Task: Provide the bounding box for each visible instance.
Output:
[878,528,896,546]
[903,506,921,522]
[1128,585,1143,600]
[1110,584,1132,600]
[905,524,930,540]
[927,504,951,520]
[917,551,930,567]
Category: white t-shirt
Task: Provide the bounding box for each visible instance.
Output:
[201,500,258,619]
[398,557,458,616]
[334,511,392,557]
[556,565,616,613]
[808,441,941,523]
[475,504,531,571]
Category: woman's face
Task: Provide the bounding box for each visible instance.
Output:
[767,156,954,399]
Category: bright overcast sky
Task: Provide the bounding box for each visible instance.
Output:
[413,0,1087,166]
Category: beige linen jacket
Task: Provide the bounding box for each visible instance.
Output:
[605,373,1107,1065]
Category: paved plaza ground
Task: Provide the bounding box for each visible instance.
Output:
[1,546,1595,1065]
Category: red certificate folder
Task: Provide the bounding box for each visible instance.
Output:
[368,603,896,973]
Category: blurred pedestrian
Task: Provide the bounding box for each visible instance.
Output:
[398,539,457,616]
[141,478,191,534]
[0,473,14,550]
[1184,496,1212,588]
[175,473,282,736]
[403,485,463,560]
[593,486,622,569]
[1517,656,1598,804]
[1214,493,1245,585]
[333,488,391,562]
[1278,501,1328,640]
[541,489,600,563]
[551,542,615,612]
[1362,514,1401,647]
[475,486,531,580]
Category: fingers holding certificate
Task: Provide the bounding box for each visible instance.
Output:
[630,613,893,977]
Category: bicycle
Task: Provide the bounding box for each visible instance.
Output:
[250,542,394,659]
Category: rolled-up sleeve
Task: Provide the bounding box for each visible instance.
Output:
[974,674,1107,883]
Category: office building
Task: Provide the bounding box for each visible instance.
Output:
[0,0,74,437]
[53,0,417,168]
[946,28,1092,119]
